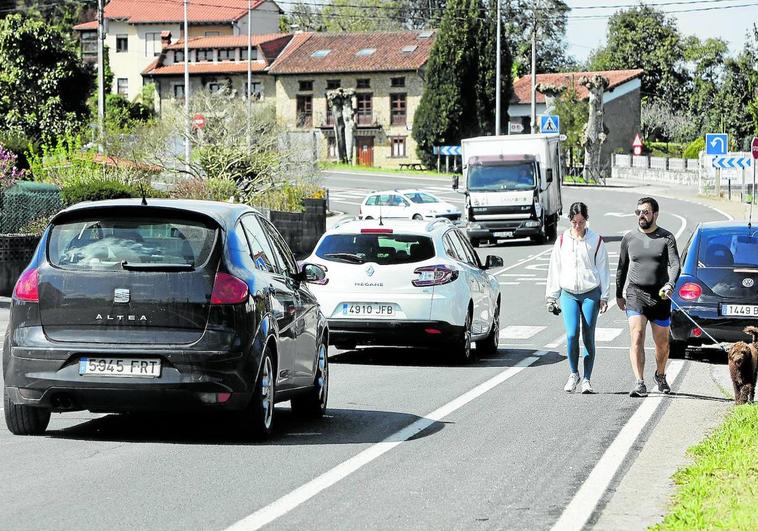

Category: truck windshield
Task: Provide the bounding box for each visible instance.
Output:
[468,163,536,191]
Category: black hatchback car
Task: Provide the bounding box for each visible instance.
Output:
[3,199,329,438]
[669,221,758,357]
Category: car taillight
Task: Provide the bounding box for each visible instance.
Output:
[211,272,249,304]
[412,265,459,287]
[14,268,39,302]
[678,282,702,301]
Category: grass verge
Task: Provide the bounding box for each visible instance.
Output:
[320,162,455,178]
[651,405,758,531]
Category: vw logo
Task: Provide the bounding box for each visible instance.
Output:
[365,265,375,277]
[743,278,755,288]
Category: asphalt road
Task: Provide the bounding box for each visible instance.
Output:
[0,173,733,530]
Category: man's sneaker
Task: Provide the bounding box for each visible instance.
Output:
[581,378,594,394]
[630,380,647,397]
[564,373,580,392]
[654,372,671,394]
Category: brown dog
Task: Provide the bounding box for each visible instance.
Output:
[727,326,758,405]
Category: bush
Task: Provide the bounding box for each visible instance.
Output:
[1,181,61,233]
[61,177,165,206]
[17,215,53,236]
[170,177,239,201]
[683,137,705,159]
[248,181,326,213]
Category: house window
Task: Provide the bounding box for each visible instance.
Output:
[296,95,313,128]
[174,50,184,62]
[356,78,370,89]
[174,84,185,98]
[80,31,97,58]
[218,49,234,61]
[356,93,372,125]
[243,81,263,100]
[240,48,258,61]
[391,137,407,158]
[208,82,222,94]
[391,76,405,87]
[326,79,340,90]
[327,137,338,159]
[116,35,128,53]
[325,98,335,125]
[145,32,160,57]
[299,80,313,91]
[196,49,213,61]
[117,78,128,96]
[390,93,407,126]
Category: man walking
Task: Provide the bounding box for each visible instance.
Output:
[616,197,681,397]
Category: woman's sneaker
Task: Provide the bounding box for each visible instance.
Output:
[654,372,671,394]
[564,373,580,392]
[629,380,648,397]
[581,378,594,394]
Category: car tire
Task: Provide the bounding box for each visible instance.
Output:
[669,338,687,359]
[477,303,500,356]
[364,216,373,220]
[291,342,329,418]
[546,216,558,242]
[4,387,51,436]
[412,214,423,220]
[241,347,276,439]
[451,310,474,364]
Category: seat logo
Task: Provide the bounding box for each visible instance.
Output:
[365,265,375,277]
[743,278,754,288]
[114,288,130,303]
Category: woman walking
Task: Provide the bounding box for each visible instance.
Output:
[545,202,610,393]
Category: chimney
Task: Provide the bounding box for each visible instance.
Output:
[161,31,172,50]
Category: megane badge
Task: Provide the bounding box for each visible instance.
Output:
[743,278,755,288]
[114,288,130,303]
[366,265,375,277]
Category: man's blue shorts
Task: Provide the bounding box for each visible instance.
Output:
[626,309,671,327]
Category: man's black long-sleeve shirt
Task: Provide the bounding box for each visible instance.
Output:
[615,227,681,299]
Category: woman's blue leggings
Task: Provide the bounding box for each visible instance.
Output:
[559,287,601,378]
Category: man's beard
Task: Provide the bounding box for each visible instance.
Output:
[638,217,652,229]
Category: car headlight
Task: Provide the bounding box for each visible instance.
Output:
[525,220,541,228]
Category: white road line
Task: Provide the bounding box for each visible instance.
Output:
[226,352,547,531]
[670,212,687,239]
[495,249,552,276]
[550,359,685,531]
[500,325,546,339]
[501,273,536,277]
[499,282,519,285]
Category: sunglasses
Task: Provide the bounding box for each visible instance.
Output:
[634,209,652,216]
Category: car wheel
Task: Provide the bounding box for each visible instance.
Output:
[451,310,474,363]
[669,338,687,359]
[291,342,329,418]
[4,387,51,436]
[412,214,423,220]
[364,216,373,220]
[546,216,558,242]
[242,347,275,439]
[477,304,500,356]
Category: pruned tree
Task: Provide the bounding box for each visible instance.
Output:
[580,74,608,182]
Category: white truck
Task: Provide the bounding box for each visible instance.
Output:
[453,134,563,246]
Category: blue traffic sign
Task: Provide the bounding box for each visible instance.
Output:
[711,156,752,169]
[433,145,461,156]
[540,115,560,134]
[705,133,728,156]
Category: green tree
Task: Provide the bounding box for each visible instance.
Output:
[319,0,405,32]
[683,36,728,136]
[588,5,689,111]
[550,83,587,167]
[476,0,513,135]
[0,14,93,141]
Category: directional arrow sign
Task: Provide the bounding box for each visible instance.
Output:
[705,133,728,156]
[712,155,752,169]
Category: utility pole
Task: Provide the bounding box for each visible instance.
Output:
[97,0,104,153]
[495,0,501,136]
[183,0,191,169]
[530,1,537,134]
[247,0,252,149]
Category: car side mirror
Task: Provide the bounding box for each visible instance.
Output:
[302,263,327,283]
[546,169,553,183]
[484,255,503,269]
[452,175,459,190]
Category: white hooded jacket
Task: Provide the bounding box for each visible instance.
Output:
[545,227,610,301]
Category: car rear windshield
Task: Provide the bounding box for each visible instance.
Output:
[48,215,218,271]
[316,233,435,264]
[698,231,758,268]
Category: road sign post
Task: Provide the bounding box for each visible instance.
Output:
[632,133,643,156]
[705,133,728,156]
[752,137,758,205]
[539,115,560,135]
[192,113,206,130]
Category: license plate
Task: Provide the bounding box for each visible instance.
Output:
[79,357,162,377]
[494,231,514,238]
[721,304,758,317]
[341,303,395,317]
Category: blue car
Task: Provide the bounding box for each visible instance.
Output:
[669,220,758,357]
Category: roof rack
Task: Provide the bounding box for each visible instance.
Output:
[425,218,453,231]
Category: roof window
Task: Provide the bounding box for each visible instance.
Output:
[417,30,433,39]
[311,49,331,58]
[401,44,417,53]
[356,48,376,56]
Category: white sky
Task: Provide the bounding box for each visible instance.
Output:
[564,0,758,62]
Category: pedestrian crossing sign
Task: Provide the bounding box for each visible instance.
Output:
[540,115,560,135]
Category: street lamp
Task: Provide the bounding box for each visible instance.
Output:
[495,0,501,136]
[184,0,191,169]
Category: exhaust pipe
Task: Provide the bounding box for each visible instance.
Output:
[51,394,75,410]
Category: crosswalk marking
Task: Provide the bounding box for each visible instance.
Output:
[499,325,546,339]
[595,327,623,342]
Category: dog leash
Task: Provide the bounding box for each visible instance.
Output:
[663,291,729,354]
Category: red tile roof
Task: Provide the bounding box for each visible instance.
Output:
[73,20,98,31]
[267,30,436,75]
[144,62,268,76]
[165,33,288,50]
[103,0,264,24]
[511,69,644,104]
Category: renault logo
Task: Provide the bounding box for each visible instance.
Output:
[114,288,130,303]
[365,265,375,277]
[743,278,754,288]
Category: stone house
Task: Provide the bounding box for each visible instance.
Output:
[510,69,644,169]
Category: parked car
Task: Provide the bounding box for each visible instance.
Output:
[669,221,758,357]
[302,218,503,362]
[359,189,461,221]
[3,199,329,438]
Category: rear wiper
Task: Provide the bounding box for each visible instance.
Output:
[323,253,366,264]
[121,261,194,271]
